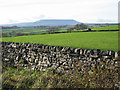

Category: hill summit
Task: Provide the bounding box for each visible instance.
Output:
[34,19,81,26]
[2,19,81,26]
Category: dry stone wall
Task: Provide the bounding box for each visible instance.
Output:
[2,42,120,74]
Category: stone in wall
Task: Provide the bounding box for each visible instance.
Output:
[2,42,120,74]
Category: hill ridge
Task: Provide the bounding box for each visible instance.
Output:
[2,19,81,26]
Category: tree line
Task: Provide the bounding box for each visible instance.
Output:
[2,23,89,37]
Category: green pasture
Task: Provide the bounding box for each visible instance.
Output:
[2,25,119,34]
[2,31,119,51]
[2,28,47,33]
[91,25,118,30]
[72,25,118,32]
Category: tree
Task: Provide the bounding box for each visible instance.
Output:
[87,28,92,32]
[46,26,59,34]
[75,24,80,30]
[75,23,88,30]
[2,33,8,37]
[67,28,74,33]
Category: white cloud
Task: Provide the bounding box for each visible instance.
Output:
[97,18,117,22]
[0,0,119,24]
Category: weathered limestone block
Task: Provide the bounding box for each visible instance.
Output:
[90,54,100,59]
[2,42,120,74]
[115,51,120,59]
[56,46,63,52]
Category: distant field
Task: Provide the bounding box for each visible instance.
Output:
[2,28,47,34]
[2,31,119,51]
[2,25,118,35]
[91,25,118,30]
[73,25,118,32]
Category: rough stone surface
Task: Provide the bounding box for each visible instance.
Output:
[2,42,120,73]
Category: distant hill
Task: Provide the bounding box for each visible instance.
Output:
[2,19,81,27]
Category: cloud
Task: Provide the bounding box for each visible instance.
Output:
[0,0,118,24]
[97,19,117,23]
[32,15,46,19]
[8,20,20,24]
[0,0,85,7]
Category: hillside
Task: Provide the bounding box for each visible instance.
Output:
[2,19,81,26]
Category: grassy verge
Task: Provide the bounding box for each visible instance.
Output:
[2,63,119,89]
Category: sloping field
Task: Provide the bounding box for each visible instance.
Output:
[2,31,119,51]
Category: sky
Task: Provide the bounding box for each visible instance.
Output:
[0,0,119,25]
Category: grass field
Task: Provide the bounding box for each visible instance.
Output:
[2,25,118,34]
[91,25,118,30]
[2,31,119,51]
[71,25,118,32]
[2,28,47,34]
